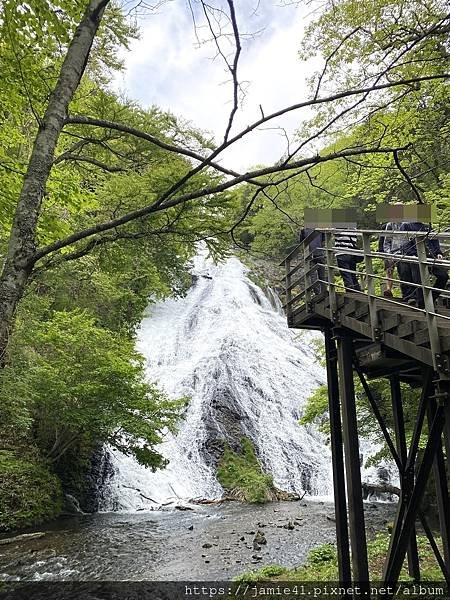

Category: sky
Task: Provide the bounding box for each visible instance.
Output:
[113,1,321,172]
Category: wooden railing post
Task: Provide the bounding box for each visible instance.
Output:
[285,256,292,324]
[304,241,312,312]
[362,232,381,341]
[325,231,337,322]
[416,236,443,374]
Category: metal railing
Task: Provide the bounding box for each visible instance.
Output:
[281,228,450,372]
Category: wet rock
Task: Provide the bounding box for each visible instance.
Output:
[62,494,85,515]
[78,446,114,513]
[254,531,267,545]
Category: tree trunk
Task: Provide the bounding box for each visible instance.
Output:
[0,0,110,365]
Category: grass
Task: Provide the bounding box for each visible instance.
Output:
[236,534,445,582]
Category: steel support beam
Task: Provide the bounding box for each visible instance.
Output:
[382,368,433,582]
[354,361,401,471]
[324,328,351,584]
[427,397,450,574]
[418,510,450,583]
[436,380,450,484]
[390,374,420,581]
[383,406,445,584]
[336,332,370,586]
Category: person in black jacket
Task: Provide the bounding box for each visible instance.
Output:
[398,221,448,307]
[334,228,362,292]
[298,228,325,294]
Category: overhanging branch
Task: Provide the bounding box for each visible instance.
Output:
[33,143,409,265]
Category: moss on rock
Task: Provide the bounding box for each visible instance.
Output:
[217,437,277,503]
[0,450,62,532]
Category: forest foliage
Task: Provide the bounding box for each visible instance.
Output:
[233,0,450,258]
[0,0,231,529]
[0,0,448,529]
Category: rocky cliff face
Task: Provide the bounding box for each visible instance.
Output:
[81,446,115,513]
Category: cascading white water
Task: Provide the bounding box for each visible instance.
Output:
[102,251,334,511]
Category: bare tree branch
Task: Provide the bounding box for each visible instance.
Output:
[393,149,424,204]
[33,143,410,265]
[222,0,241,142]
[54,154,127,172]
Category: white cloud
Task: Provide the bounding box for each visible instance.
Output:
[112,1,321,171]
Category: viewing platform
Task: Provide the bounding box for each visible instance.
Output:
[281,228,450,589]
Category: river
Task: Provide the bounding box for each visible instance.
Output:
[0,500,394,582]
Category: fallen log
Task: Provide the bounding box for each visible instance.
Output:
[0,532,46,545]
[139,493,158,503]
[190,497,229,505]
[362,482,400,498]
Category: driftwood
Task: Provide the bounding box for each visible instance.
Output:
[362,482,401,498]
[190,488,302,505]
[190,497,228,505]
[139,493,158,503]
[0,532,46,545]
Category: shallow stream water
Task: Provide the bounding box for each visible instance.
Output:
[0,500,395,582]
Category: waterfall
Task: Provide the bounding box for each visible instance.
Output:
[101,252,333,511]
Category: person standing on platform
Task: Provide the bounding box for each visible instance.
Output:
[335,228,362,292]
[298,227,325,295]
[398,220,448,307]
[382,221,404,298]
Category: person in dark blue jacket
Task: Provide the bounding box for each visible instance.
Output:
[298,228,325,294]
[397,221,448,307]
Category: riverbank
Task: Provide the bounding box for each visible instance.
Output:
[0,499,395,582]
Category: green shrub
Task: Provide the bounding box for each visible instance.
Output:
[0,450,62,532]
[217,437,274,503]
[308,544,337,564]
